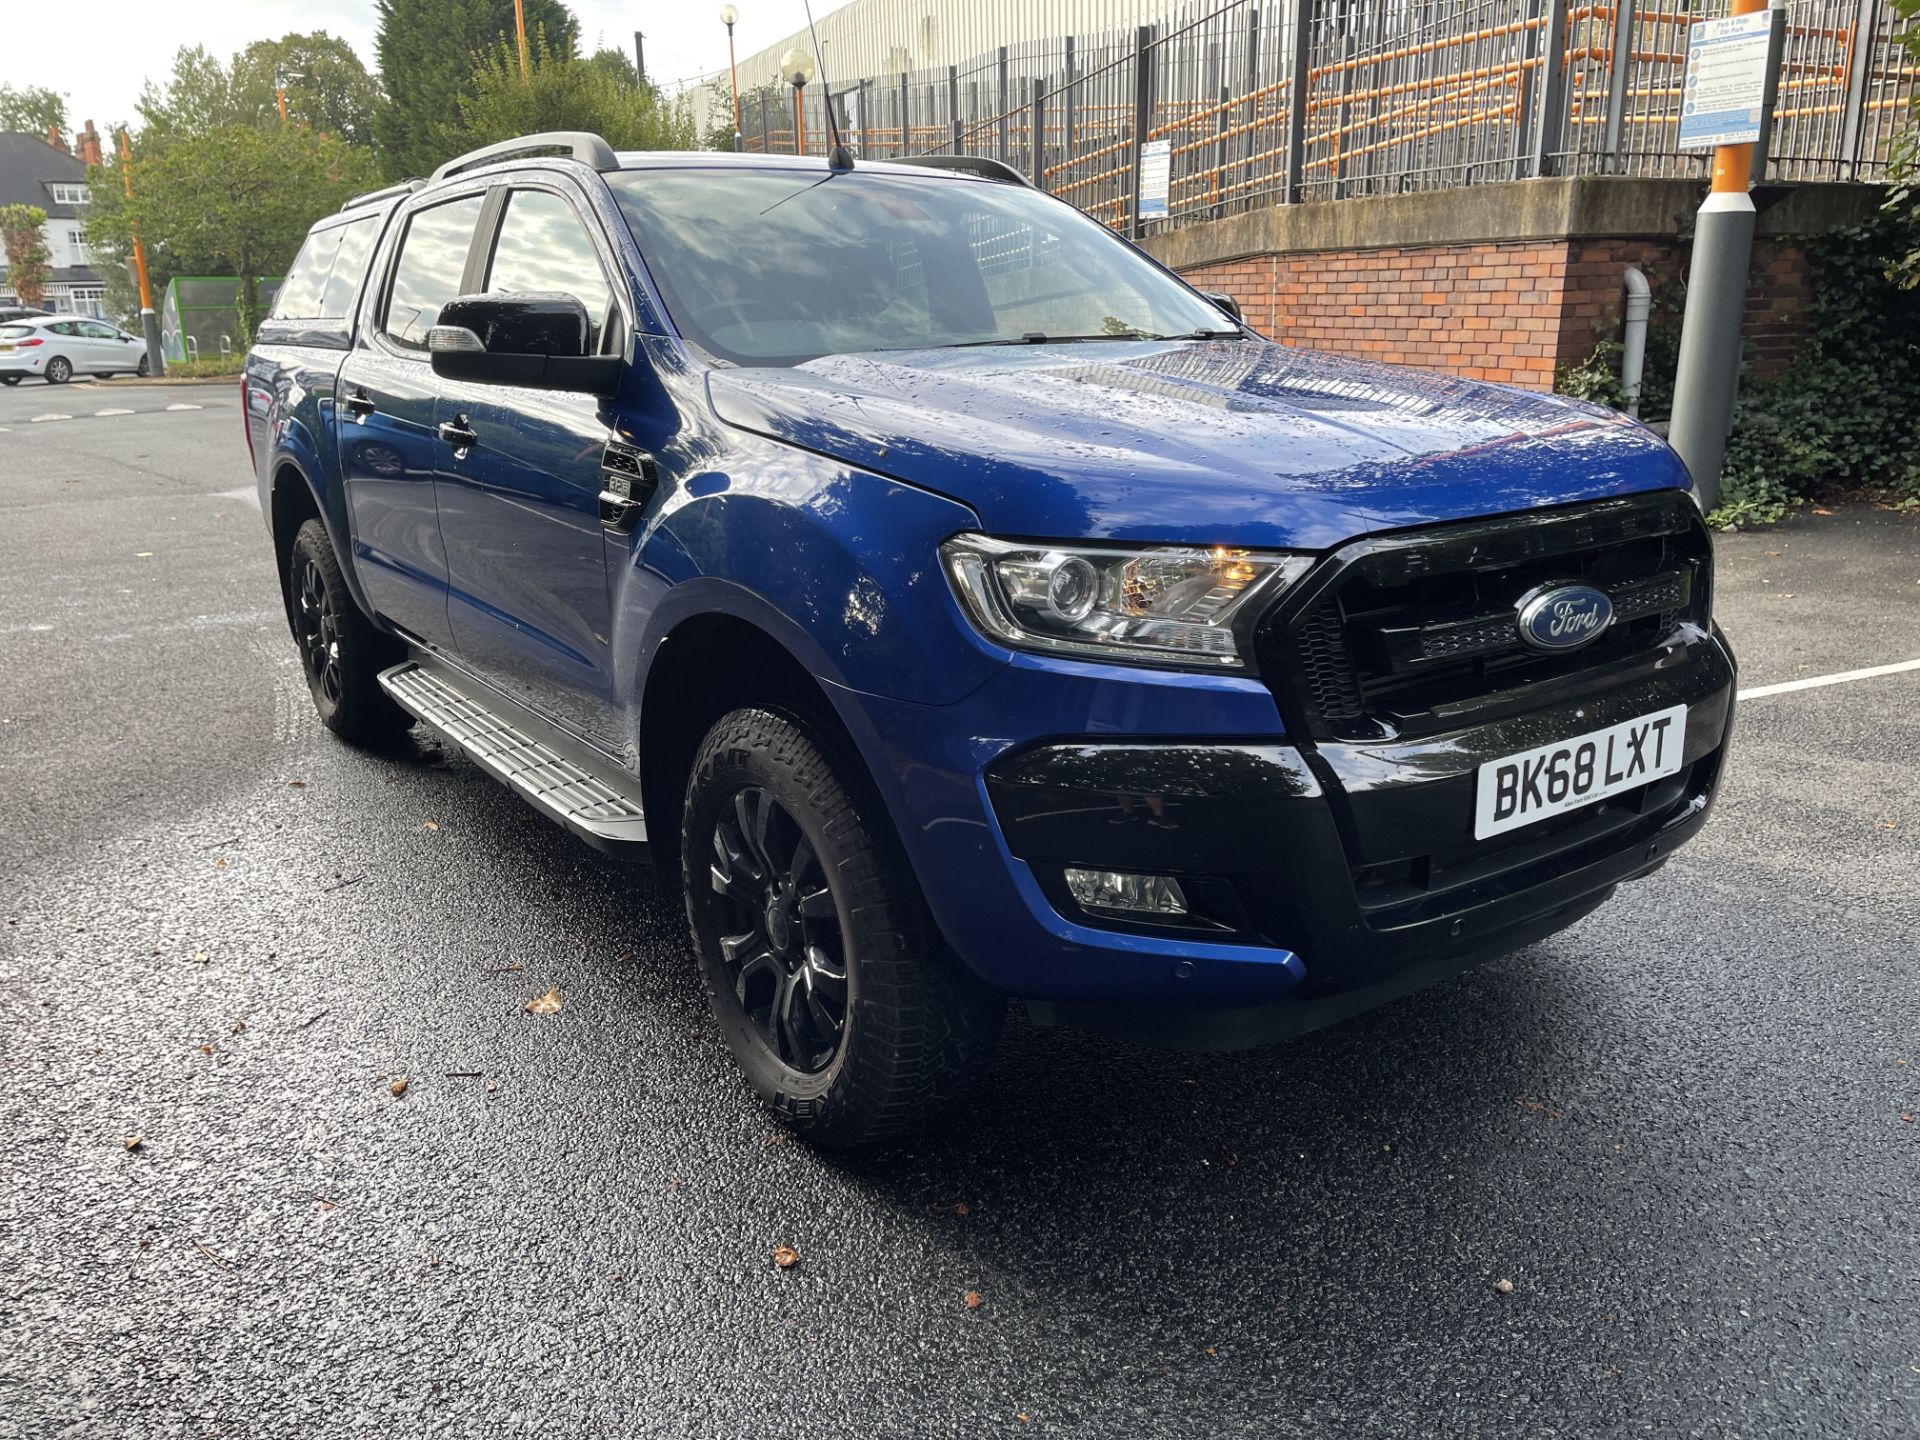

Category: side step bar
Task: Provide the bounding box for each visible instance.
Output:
[379,659,648,858]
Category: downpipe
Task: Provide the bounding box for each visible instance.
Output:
[1620,267,1650,420]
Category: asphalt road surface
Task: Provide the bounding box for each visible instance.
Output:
[2,382,1917,1439]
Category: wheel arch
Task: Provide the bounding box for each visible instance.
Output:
[637,612,879,889]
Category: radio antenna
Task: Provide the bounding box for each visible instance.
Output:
[802,0,854,171]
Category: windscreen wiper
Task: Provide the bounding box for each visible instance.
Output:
[944,332,1153,347]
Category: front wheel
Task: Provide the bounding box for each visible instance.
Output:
[682,707,1003,1147]
[44,357,71,384]
[136,355,150,378]
[287,519,412,744]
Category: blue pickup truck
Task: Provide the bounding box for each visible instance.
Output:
[245,132,1735,1145]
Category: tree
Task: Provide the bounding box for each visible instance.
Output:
[0,84,67,137]
[375,0,580,178]
[1889,1,1920,287]
[91,127,375,339]
[136,36,382,148]
[585,47,641,90]
[0,206,52,307]
[447,32,697,155]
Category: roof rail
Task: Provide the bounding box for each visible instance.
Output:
[340,178,424,212]
[430,131,619,183]
[889,154,1032,187]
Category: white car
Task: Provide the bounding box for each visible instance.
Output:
[0,315,152,384]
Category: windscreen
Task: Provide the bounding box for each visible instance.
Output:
[606,168,1236,367]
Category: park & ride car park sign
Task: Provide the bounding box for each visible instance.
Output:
[1678,9,1774,150]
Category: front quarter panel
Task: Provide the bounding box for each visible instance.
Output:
[610,373,1005,717]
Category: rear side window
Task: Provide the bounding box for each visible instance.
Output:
[273,228,340,320]
[272,214,385,323]
[0,325,31,339]
[383,196,483,352]
[320,217,381,321]
[484,190,615,352]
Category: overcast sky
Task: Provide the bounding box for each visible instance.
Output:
[20,0,855,136]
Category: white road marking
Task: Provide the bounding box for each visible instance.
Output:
[1739,657,1920,702]
[28,413,71,423]
[165,403,203,412]
[95,407,135,416]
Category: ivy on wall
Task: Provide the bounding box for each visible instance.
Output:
[1558,209,1920,527]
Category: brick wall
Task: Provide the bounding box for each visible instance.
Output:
[1180,233,1815,391]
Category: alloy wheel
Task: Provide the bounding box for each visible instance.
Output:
[46,358,71,383]
[293,554,343,707]
[707,785,848,1074]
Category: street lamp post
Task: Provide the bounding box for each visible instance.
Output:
[781,47,816,156]
[721,6,743,153]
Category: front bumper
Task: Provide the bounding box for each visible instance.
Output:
[833,617,1735,1049]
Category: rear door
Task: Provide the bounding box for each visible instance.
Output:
[335,191,487,652]
[76,320,129,372]
[432,180,628,746]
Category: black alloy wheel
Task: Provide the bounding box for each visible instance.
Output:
[293,550,344,710]
[708,785,848,1074]
[136,355,150,378]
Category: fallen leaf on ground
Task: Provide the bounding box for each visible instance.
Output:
[953,1202,970,1216]
[772,1246,799,1269]
[524,989,562,1015]
[963,1290,984,1310]
[214,857,228,869]
[314,1199,336,1211]
[123,1136,143,1151]
[1812,507,1834,516]
[198,1043,213,1056]
[1494,1278,1515,1294]
[1204,1345,1217,1357]
[287,780,306,788]
[229,1020,246,1035]
[1016,1415,1032,1424]
[389,1077,409,1097]
[1764,549,1783,557]
[422,821,439,831]
[1903,1113,1915,1124]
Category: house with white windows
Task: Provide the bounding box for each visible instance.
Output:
[0,128,107,318]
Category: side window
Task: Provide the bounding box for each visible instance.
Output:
[319,216,381,321]
[81,321,119,339]
[383,195,484,352]
[485,190,615,353]
[272,228,342,321]
[49,321,78,336]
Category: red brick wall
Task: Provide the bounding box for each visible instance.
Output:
[1182,234,1815,391]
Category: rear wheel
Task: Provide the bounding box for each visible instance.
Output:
[44,357,71,384]
[287,519,412,744]
[0,375,19,386]
[682,707,1002,1147]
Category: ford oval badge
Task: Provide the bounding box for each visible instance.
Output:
[1516,584,1614,652]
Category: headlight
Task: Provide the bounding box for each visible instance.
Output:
[940,534,1311,669]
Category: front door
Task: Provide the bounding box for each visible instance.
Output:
[433,184,626,748]
[336,192,486,651]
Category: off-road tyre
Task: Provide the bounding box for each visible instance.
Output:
[287,519,412,744]
[682,706,1003,1147]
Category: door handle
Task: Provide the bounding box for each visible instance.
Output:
[343,391,376,419]
[437,417,479,450]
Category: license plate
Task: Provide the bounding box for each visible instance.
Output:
[1474,705,1688,839]
[0,344,13,353]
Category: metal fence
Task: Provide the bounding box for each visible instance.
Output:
[735,0,1917,233]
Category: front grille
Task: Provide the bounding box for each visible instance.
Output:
[1263,493,1712,741]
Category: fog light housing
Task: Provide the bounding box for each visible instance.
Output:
[1063,867,1188,917]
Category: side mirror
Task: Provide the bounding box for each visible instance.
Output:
[1199,291,1242,323]
[428,292,621,397]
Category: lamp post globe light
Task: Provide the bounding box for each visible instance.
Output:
[721,6,742,152]
[780,46,816,155]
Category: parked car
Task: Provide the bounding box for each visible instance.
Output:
[0,314,151,383]
[244,134,1736,1146]
[0,304,48,324]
